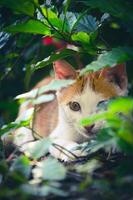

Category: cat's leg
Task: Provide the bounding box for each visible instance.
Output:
[49,138,86,162]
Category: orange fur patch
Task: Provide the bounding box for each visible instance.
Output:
[58,71,118,103]
[89,72,117,98]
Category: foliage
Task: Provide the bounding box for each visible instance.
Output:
[0,0,133,200]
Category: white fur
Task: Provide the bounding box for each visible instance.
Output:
[50,81,104,142]
[49,81,105,160]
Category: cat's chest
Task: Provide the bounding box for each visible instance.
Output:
[50,120,85,143]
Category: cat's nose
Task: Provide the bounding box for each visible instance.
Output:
[84,124,95,133]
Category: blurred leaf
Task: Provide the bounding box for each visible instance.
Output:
[33,94,55,105]
[80,0,133,21]
[34,49,77,70]
[81,98,133,127]
[23,138,51,159]
[5,53,19,59]
[80,111,107,126]
[108,98,133,114]
[80,47,133,74]
[0,0,35,16]
[0,120,30,137]
[38,79,75,95]
[15,90,38,99]
[10,155,31,178]
[4,19,51,35]
[33,157,66,180]
[16,80,74,101]
[0,108,33,136]
[21,184,67,197]
[15,108,34,123]
[76,159,100,173]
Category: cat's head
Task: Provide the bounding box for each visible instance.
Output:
[53,60,128,139]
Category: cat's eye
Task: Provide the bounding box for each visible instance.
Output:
[69,101,81,111]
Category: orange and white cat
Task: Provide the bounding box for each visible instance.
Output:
[14,60,127,161]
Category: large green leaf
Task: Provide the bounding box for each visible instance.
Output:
[71,32,90,44]
[65,12,98,33]
[4,19,51,35]
[75,15,98,33]
[41,7,64,30]
[80,47,133,74]
[0,0,35,17]
[80,98,133,127]
[34,49,77,70]
[80,0,133,21]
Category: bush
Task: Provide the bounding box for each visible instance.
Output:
[0,0,133,199]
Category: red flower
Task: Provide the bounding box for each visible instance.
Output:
[42,36,53,45]
[42,36,67,50]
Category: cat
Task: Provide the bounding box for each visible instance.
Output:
[14,60,127,161]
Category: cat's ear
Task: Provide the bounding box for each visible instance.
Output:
[53,60,77,79]
[100,63,128,94]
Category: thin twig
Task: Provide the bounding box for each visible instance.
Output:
[53,143,79,159]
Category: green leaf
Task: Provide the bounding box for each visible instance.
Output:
[42,7,63,29]
[71,32,90,44]
[108,98,133,115]
[34,49,77,70]
[75,15,98,33]
[24,138,52,159]
[65,12,78,31]
[21,184,67,197]
[33,157,66,180]
[80,47,133,74]
[0,120,30,137]
[0,108,33,136]
[80,111,107,126]
[4,19,51,35]
[38,79,75,95]
[65,12,98,33]
[80,0,133,21]
[10,155,31,178]
[0,0,35,17]
[16,80,74,100]
[33,94,55,105]
[64,0,71,14]
[76,159,100,173]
